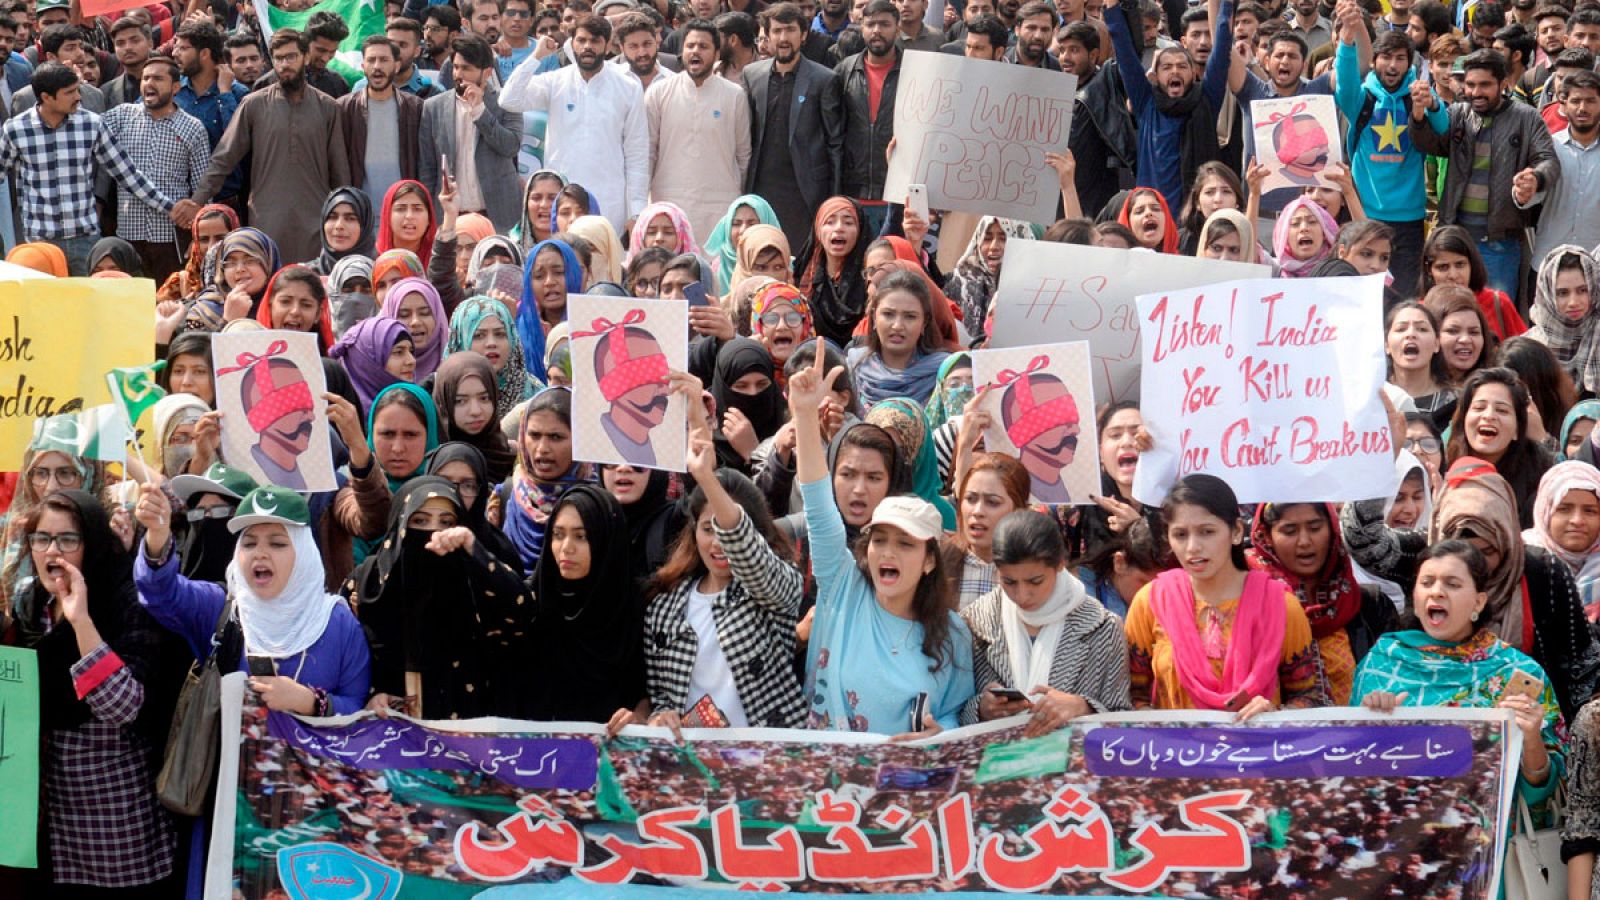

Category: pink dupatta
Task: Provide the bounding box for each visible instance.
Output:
[1149,569,1287,710]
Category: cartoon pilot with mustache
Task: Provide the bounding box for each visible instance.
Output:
[995,355,1082,505]
[581,310,671,467]
[226,344,316,491]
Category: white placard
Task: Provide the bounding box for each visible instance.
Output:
[1250,94,1344,192]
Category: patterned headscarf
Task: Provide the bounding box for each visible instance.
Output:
[865,398,957,531]
[447,295,538,420]
[372,248,425,295]
[1431,457,1528,652]
[1247,503,1364,640]
[1271,196,1340,277]
[627,201,708,263]
[1530,245,1600,394]
[925,351,972,430]
[749,281,810,336]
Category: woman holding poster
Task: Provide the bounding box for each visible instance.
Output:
[1124,474,1329,715]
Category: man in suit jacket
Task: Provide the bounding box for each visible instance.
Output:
[742,2,843,248]
[418,34,524,232]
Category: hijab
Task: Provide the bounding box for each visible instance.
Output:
[372,248,425,293]
[925,351,973,430]
[705,194,780,284]
[380,276,448,380]
[794,197,869,347]
[711,338,786,467]
[162,203,238,301]
[1525,460,1600,620]
[255,267,336,351]
[503,389,591,575]
[1561,400,1600,460]
[1196,208,1270,265]
[1271,195,1340,277]
[864,398,957,530]
[425,442,520,564]
[447,295,538,420]
[315,186,377,274]
[226,521,341,658]
[516,169,566,250]
[431,351,517,482]
[601,464,682,580]
[518,239,584,382]
[6,242,67,276]
[854,258,964,352]
[958,215,1033,276]
[329,315,413,411]
[628,201,709,263]
[1247,504,1363,640]
[727,224,791,292]
[467,235,523,284]
[1431,456,1527,651]
[526,483,646,723]
[749,281,810,339]
[88,236,142,277]
[365,382,442,492]
[328,254,376,338]
[1530,245,1600,394]
[152,392,208,478]
[569,215,625,285]
[1117,190,1180,255]
[376,180,439,269]
[1354,450,1436,610]
[457,213,495,245]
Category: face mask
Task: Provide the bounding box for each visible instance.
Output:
[163,443,196,478]
[943,383,975,412]
[331,291,377,338]
[180,517,238,584]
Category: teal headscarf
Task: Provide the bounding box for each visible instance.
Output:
[925,352,973,430]
[866,398,957,531]
[703,195,779,287]
[365,382,441,492]
[1560,400,1600,460]
[446,295,542,420]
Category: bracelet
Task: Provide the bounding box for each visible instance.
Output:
[1523,758,1551,782]
[311,686,331,717]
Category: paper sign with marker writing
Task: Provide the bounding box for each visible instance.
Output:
[1131,274,1391,505]
[569,295,689,472]
[1250,94,1344,192]
[882,50,1076,224]
[971,341,1099,506]
[0,646,38,869]
[987,243,1270,405]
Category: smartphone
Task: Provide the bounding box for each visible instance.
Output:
[246,655,276,678]
[988,687,1029,703]
[906,183,930,222]
[1501,669,1544,703]
[684,281,711,308]
[909,692,931,732]
[1223,690,1250,713]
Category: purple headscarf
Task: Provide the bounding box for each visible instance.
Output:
[330,315,412,411]
[379,276,447,381]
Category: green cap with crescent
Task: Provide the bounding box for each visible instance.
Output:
[228,485,311,533]
[170,462,260,504]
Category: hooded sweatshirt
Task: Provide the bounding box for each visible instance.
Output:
[1335,41,1447,223]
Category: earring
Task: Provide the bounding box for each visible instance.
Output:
[1471,611,1480,622]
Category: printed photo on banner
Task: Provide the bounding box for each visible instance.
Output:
[1131,274,1391,505]
[882,50,1077,225]
[212,331,335,493]
[987,242,1269,405]
[569,294,688,472]
[1250,95,1344,191]
[973,341,1098,506]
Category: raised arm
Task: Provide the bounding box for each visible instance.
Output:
[1104,0,1153,114]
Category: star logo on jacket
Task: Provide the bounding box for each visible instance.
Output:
[1372,110,1409,153]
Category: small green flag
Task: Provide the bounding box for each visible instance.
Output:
[30,406,130,464]
[105,362,166,431]
[254,0,388,86]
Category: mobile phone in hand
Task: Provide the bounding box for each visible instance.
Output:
[247,655,276,678]
[988,687,1029,702]
[906,183,930,222]
[1501,669,1544,703]
[684,281,711,308]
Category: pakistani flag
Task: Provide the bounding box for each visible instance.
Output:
[253,0,387,87]
[105,362,166,432]
[30,406,130,464]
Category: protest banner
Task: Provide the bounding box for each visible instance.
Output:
[1250,95,1344,192]
[1131,274,1392,505]
[972,341,1099,505]
[210,671,1518,899]
[987,243,1270,405]
[0,278,154,466]
[882,50,1077,225]
[213,331,336,493]
[569,294,688,472]
[0,646,38,869]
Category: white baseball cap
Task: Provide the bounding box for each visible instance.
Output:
[867,495,944,541]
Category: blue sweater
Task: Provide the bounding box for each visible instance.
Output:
[1334,41,1449,223]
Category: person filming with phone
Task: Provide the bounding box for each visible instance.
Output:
[418,34,525,233]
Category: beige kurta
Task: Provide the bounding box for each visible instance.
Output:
[644,70,751,244]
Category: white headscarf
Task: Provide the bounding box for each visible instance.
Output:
[1001,568,1088,692]
[1354,450,1435,611]
[227,524,340,658]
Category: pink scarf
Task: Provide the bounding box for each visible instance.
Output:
[1149,568,1287,710]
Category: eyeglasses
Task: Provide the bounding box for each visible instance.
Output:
[759,310,805,329]
[222,257,260,272]
[27,531,82,552]
[449,478,482,499]
[28,465,82,487]
[863,264,890,282]
[186,504,236,523]
[1405,436,1441,454]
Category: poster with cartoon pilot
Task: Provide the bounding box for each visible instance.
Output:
[1251,94,1344,191]
[213,330,335,493]
[569,294,689,472]
[972,341,1100,506]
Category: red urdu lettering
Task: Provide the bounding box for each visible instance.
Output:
[710,804,805,883]
[976,787,1115,892]
[805,791,940,883]
[451,797,583,882]
[937,794,976,881]
[575,806,709,885]
[1100,790,1253,893]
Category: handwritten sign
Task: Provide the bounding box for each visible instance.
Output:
[987,243,1270,405]
[883,50,1077,225]
[213,331,336,493]
[972,341,1099,506]
[1131,274,1392,505]
[0,278,154,466]
[212,677,1520,899]
[0,646,39,869]
[569,294,689,472]
[1250,94,1344,192]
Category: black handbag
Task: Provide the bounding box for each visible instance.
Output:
[155,599,234,816]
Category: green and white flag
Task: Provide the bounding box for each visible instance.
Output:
[252,0,387,86]
[30,406,129,464]
[105,362,165,431]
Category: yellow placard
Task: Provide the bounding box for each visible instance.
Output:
[0,278,156,468]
